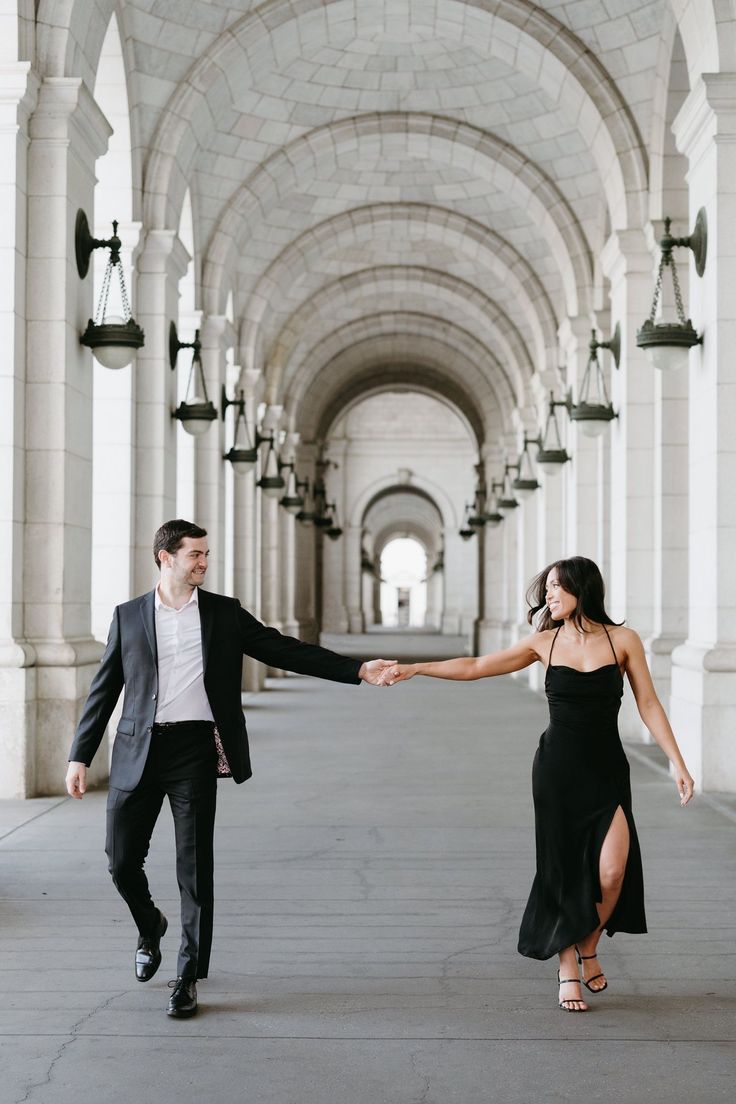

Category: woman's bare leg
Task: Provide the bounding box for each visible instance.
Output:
[576,805,630,990]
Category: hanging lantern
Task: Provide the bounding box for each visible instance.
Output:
[296,480,317,526]
[511,439,540,495]
[484,482,504,527]
[496,466,519,515]
[535,392,571,474]
[636,210,706,371]
[280,466,305,514]
[459,502,475,540]
[568,327,619,438]
[221,386,265,473]
[256,435,286,497]
[76,211,144,369]
[170,323,217,436]
[325,502,343,541]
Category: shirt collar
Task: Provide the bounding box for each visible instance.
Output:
[155,584,200,612]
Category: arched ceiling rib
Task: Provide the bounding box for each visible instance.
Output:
[203,112,591,322]
[223,203,557,373]
[266,265,532,407]
[141,0,647,237]
[285,319,518,443]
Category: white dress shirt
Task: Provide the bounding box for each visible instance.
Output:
[154,586,214,723]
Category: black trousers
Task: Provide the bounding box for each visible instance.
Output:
[105,721,218,980]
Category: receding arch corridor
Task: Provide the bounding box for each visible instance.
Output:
[1,672,733,1103]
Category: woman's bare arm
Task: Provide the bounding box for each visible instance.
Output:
[385,635,544,683]
[622,629,695,805]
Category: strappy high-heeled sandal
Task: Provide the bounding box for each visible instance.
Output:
[575,946,608,993]
[557,970,587,1012]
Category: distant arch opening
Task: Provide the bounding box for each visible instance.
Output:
[380,537,428,629]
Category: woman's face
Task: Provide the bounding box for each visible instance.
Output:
[545,569,577,621]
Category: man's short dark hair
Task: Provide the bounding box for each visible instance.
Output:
[153,520,207,569]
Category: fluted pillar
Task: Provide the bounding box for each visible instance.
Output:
[260,405,284,674]
[670,76,736,790]
[601,229,658,740]
[24,79,110,795]
[0,64,39,797]
[295,443,318,642]
[195,314,229,590]
[560,316,606,565]
[344,523,365,633]
[133,229,189,593]
[231,367,264,691]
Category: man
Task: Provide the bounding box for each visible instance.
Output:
[66,520,394,1018]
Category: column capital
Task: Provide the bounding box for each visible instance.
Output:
[600,228,653,284]
[673,74,736,167]
[0,62,40,131]
[136,229,190,282]
[30,77,111,162]
[199,313,230,349]
[238,365,262,399]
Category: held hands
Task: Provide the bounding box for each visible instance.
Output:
[359,658,399,686]
[674,765,695,807]
[65,762,87,800]
[379,664,415,686]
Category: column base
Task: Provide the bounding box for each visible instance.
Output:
[243,656,266,693]
[476,619,503,654]
[34,638,107,796]
[670,642,736,792]
[0,652,37,798]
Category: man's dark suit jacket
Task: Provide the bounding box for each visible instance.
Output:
[69,588,363,790]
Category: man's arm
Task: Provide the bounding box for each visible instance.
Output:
[66,608,125,797]
[236,604,394,685]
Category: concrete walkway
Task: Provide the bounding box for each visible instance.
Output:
[1,669,734,1103]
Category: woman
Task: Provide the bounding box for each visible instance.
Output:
[383,556,694,1012]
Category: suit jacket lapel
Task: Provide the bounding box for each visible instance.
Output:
[198,588,214,672]
[140,590,158,665]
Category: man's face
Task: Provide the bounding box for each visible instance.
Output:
[160,537,209,587]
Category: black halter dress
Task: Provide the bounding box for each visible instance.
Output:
[517,625,647,960]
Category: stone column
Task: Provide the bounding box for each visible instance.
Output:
[0,64,38,798]
[644,221,690,706]
[344,523,365,633]
[442,527,466,635]
[194,314,228,591]
[670,76,736,791]
[279,432,300,637]
[24,79,111,795]
[600,229,658,740]
[477,449,504,654]
[560,316,606,564]
[231,367,264,691]
[132,229,189,593]
[91,221,141,641]
[294,443,318,642]
[259,405,284,674]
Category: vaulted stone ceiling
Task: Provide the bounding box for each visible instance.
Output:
[37,0,681,439]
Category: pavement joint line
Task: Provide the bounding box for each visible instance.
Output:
[624,743,736,825]
[0,1033,735,1043]
[0,797,69,843]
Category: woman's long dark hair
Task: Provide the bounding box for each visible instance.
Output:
[526,556,623,632]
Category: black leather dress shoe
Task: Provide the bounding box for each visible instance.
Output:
[166,977,198,1018]
[135,910,168,982]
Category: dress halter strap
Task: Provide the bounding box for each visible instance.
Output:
[602,623,619,668]
[547,624,563,667]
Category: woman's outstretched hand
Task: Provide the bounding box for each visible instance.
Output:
[674,765,695,806]
[380,663,415,686]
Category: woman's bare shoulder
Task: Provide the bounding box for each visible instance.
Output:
[526,628,555,658]
[609,625,643,658]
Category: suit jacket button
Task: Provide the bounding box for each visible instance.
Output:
[152,693,157,700]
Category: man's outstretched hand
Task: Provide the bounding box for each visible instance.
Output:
[359,659,399,686]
